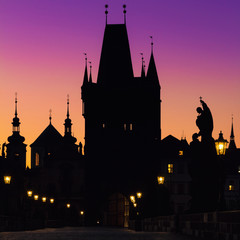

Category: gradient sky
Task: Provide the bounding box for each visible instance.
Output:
[1,0,240,167]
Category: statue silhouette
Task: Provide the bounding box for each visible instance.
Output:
[189,98,220,212]
[196,99,213,143]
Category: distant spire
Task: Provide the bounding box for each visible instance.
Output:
[230,115,234,138]
[89,61,92,83]
[67,94,70,118]
[49,109,52,124]
[15,92,18,117]
[12,92,21,133]
[140,53,145,78]
[150,36,153,54]
[83,53,88,85]
[105,4,108,25]
[123,4,127,24]
[229,115,237,149]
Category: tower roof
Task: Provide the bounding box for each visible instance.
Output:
[97,24,133,86]
[147,52,160,88]
[30,124,62,147]
[229,117,237,149]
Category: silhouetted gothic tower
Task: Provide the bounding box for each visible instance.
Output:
[6,94,26,170]
[81,9,161,192]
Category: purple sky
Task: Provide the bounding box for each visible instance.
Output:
[1,0,240,166]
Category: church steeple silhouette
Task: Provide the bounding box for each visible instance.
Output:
[229,116,237,149]
[7,93,26,170]
[63,95,77,144]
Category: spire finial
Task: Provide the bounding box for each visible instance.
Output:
[89,61,92,83]
[105,4,108,25]
[84,53,87,66]
[83,53,88,85]
[49,109,52,124]
[67,94,70,118]
[15,92,18,117]
[150,36,153,53]
[123,4,127,24]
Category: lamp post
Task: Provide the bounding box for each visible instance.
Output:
[4,175,12,216]
[215,131,228,156]
[215,131,228,210]
[130,192,142,231]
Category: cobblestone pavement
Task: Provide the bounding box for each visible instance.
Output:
[0,227,202,240]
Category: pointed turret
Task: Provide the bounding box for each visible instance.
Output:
[97,23,133,85]
[8,93,25,144]
[140,53,145,78]
[83,54,88,86]
[63,96,77,144]
[89,62,93,83]
[64,95,72,136]
[12,93,20,133]
[7,93,26,170]
[147,37,160,88]
[228,116,237,149]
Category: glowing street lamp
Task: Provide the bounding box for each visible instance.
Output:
[215,131,228,155]
[157,176,165,185]
[130,195,135,203]
[136,192,142,199]
[80,211,84,215]
[42,197,47,203]
[4,176,11,184]
[50,198,54,204]
[34,195,39,201]
[66,203,71,208]
[27,190,33,197]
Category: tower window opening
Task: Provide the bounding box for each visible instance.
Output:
[35,153,40,166]
[130,123,133,131]
[179,150,183,156]
[168,164,173,174]
[124,124,127,131]
[67,128,70,133]
[102,123,105,128]
[229,184,234,191]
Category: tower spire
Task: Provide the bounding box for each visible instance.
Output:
[49,109,52,124]
[140,53,145,78]
[89,61,92,83]
[150,36,153,54]
[105,4,108,25]
[67,94,70,118]
[15,92,18,117]
[12,93,21,133]
[83,53,88,85]
[229,115,237,149]
[123,4,127,24]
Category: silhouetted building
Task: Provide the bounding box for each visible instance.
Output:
[81,9,161,226]
[158,135,191,214]
[28,99,84,226]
